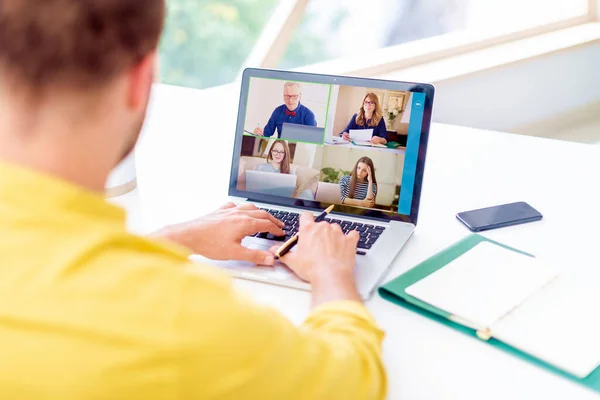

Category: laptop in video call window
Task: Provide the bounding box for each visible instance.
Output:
[280,123,325,144]
[192,68,434,299]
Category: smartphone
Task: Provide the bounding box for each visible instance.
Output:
[456,201,543,232]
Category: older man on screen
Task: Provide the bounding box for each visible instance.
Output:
[253,81,317,137]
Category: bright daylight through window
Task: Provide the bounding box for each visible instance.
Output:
[159,0,589,89]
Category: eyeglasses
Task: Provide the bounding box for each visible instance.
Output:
[284,95,299,100]
[364,101,375,106]
[271,150,285,155]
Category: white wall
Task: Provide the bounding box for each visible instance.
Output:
[400,93,413,124]
[244,78,330,134]
[293,142,319,168]
[332,86,368,137]
[432,43,600,133]
[324,85,340,137]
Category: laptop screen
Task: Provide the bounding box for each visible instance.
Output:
[229,69,433,224]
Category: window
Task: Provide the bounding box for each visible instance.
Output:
[159,0,591,89]
[278,0,589,69]
[159,0,279,89]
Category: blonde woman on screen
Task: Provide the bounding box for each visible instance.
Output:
[340,93,388,145]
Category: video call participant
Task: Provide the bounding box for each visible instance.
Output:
[340,93,388,145]
[254,140,316,200]
[255,140,292,174]
[340,157,378,208]
[253,82,317,138]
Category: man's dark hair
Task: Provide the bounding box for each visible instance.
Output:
[0,0,165,88]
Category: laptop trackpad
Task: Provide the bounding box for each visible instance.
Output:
[189,243,295,277]
[248,243,270,251]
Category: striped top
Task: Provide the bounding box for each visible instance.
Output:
[340,175,377,202]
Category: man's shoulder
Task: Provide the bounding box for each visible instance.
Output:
[300,103,316,115]
[273,104,286,113]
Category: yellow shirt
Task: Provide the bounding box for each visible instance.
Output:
[0,161,386,400]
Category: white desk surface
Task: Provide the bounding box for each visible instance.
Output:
[123,84,600,400]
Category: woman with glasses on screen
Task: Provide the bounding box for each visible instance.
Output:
[255,140,292,174]
[340,93,388,145]
[340,157,378,208]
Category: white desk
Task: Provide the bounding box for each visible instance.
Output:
[126,84,600,400]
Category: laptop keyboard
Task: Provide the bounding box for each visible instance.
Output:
[251,208,386,250]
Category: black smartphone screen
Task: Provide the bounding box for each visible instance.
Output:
[456,202,543,232]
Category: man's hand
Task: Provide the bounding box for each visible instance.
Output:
[271,213,361,307]
[253,127,264,136]
[150,203,284,265]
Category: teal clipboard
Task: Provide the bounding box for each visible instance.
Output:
[378,234,600,393]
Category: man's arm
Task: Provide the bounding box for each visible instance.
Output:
[376,119,389,141]
[148,202,284,266]
[176,261,386,400]
[263,108,278,137]
[172,212,386,399]
[304,108,317,127]
[340,114,356,137]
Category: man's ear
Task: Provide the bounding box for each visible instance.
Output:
[127,51,157,111]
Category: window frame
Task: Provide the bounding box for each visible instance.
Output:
[240,0,598,77]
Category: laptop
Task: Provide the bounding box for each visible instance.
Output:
[280,122,325,144]
[245,170,297,198]
[217,68,434,299]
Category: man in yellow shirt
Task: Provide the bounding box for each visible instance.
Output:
[0,1,386,399]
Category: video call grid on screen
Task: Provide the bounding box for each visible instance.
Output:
[230,70,430,222]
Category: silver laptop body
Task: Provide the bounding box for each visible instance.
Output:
[203,68,435,299]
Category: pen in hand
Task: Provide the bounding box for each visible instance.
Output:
[274,205,335,260]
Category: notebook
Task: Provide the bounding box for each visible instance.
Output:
[403,241,600,379]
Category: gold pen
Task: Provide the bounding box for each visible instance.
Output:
[274,205,335,260]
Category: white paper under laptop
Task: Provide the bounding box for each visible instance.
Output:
[405,241,600,378]
[349,129,373,141]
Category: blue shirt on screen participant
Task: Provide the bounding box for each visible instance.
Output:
[263,103,317,138]
[340,114,388,141]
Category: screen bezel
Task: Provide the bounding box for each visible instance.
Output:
[228,68,435,225]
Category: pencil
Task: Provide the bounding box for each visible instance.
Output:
[274,205,335,260]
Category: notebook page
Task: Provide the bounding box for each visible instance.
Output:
[405,241,558,329]
[492,275,600,379]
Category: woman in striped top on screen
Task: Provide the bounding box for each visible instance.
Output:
[340,157,378,208]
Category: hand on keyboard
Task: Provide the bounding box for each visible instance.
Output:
[252,208,386,251]
[269,212,360,283]
[151,202,285,265]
